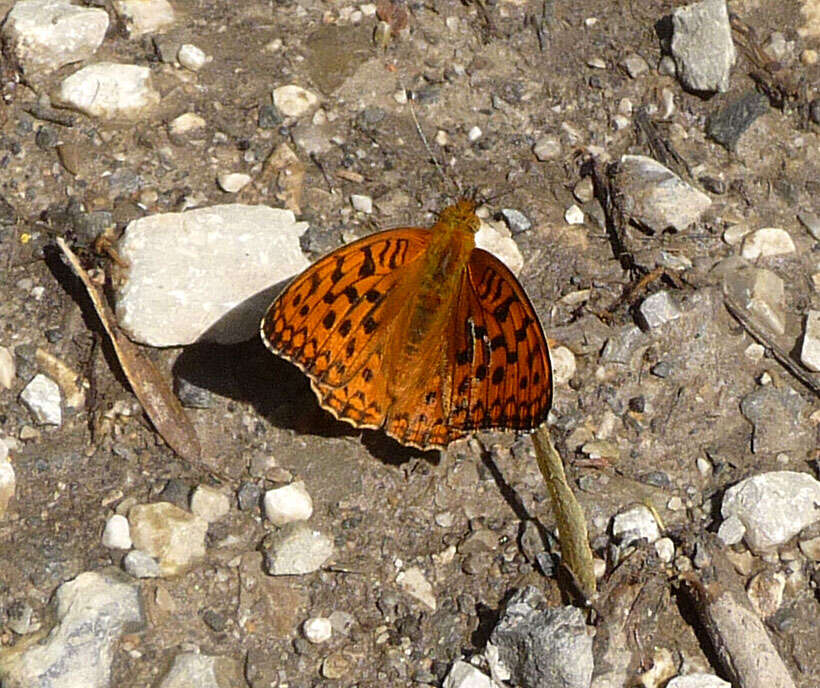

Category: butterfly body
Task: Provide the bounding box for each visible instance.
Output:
[261,199,552,449]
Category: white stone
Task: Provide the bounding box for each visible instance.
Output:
[612,505,661,546]
[113,0,175,37]
[20,373,62,425]
[190,485,230,522]
[721,471,820,552]
[265,523,334,575]
[0,456,15,520]
[273,85,319,118]
[717,514,746,545]
[396,566,436,610]
[115,204,309,346]
[475,220,524,275]
[102,514,132,549]
[799,310,820,372]
[740,228,796,260]
[443,661,501,688]
[655,537,675,563]
[744,343,765,362]
[564,204,585,225]
[177,43,208,71]
[467,126,482,142]
[302,616,332,643]
[168,112,206,138]
[263,481,313,526]
[550,346,576,385]
[350,194,373,214]
[532,135,561,161]
[638,290,682,329]
[128,502,208,575]
[54,62,160,120]
[0,346,14,389]
[667,674,731,688]
[0,571,142,688]
[216,172,252,193]
[1,0,108,76]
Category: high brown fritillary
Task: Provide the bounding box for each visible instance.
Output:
[260,199,552,449]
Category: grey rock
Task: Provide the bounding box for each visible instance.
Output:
[158,651,243,688]
[740,386,812,455]
[490,586,593,688]
[614,155,711,232]
[637,290,682,330]
[264,522,334,575]
[115,204,309,346]
[797,210,820,241]
[671,0,736,93]
[123,549,162,578]
[2,0,108,77]
[20,373,62,425]
[667,674,730,688]
[706,91,769,150]
[600,325,647,364]
[112,0,175,37]
[499,208,531,235]
[720,262,786,335]
[0,570,142,688]
[621,53,649,78]
[721,471,820,552]
[717,514,745,546]
[174,377,216,409]
[532,135,562,161]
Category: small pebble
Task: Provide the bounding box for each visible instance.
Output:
[744,343,765,362]
[123,549,161,578]
[20,373,62,425]
[587,57,607,69]
[350,194,373,214]
[177,43,207,71]
[655,537,675,563]
[217,172,252,193]
[573,177,594,203]
[622,53,649,78]
[303,616,332,643]
[564,204,584,225]
[499,208,530,235]
[189,485,230,522]
[467,126,482,142]
[0,346,15,389]
[102,514,132,549]
[797,210,820,241]
[273,85,319,118]
[799,311,820,372]
[263,481,314,525]
[550,346,576,385]
[532,135,561,161]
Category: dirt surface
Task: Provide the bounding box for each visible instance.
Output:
[0,0,818,686]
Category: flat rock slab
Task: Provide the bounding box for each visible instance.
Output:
[116,204,310,346]
[2,0,108,77]
[671,0,736,93]
[54,62,160,119]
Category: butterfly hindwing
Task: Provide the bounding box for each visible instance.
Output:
[445,248,552,433]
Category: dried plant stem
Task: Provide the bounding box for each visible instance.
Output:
[532,424,596,599]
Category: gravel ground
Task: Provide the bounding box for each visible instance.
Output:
[0,0,818,687]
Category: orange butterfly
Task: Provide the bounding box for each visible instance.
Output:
[260,199,552,449]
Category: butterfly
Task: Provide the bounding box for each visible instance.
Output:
[260,199,552,450]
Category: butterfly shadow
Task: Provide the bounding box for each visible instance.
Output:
[172,284,440,467]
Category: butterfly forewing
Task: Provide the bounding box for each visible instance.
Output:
[446,248,552,433]
[261,228,431,428]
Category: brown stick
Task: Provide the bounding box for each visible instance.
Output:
[680,534,797,688]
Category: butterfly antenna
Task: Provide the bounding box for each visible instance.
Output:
[399,76,462,198]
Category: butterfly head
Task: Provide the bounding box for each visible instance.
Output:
[438,198,480,234]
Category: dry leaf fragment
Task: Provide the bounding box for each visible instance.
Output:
[56,238,201,464]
